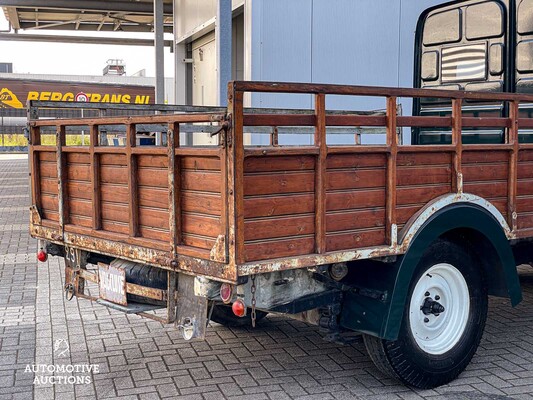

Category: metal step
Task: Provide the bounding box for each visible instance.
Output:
[96,299,164,314]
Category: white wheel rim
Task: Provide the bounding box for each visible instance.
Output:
[409,263,470,355]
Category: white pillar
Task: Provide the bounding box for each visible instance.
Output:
[154,0,165,104]
[216,0,232,106]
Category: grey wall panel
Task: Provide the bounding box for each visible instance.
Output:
[311,0,401,111]
[248,0,450,145]
[256,0,313,110]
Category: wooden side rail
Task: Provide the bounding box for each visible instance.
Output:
[230,81,533,265]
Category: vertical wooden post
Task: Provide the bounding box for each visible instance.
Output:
[30,126,41,211]
[385,96,398,245]
[226,84,244,271]
[451,98,463,194]
[234,90,245,265]
[127,124,139,237]
[508,100,519,232]
[90,125,101,230]
[168,122,180,255]
[314,93,327,254]
[56,125,68,235]
[219,119,229,263]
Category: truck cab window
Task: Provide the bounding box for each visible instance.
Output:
[423,9,462,46]
[466,2,504,40]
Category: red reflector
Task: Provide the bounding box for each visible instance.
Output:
[220,283,233,303]
[232,299,246,317]
[37,250,48,262]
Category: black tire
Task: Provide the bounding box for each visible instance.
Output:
[363,239,488,389]
[210,304,268,327]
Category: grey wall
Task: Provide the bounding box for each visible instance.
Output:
[249,0,446,111]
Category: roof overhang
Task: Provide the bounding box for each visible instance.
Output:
[1,0,173,34]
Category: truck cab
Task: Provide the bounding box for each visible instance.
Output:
[414,0,533,144]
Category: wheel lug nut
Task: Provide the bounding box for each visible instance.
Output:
[435,295,440,300]
[424,317,429,323]
[425,291,430,297]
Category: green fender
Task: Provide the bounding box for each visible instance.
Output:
[340,203,522,341]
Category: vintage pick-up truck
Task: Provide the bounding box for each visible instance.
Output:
[28,0,533,389]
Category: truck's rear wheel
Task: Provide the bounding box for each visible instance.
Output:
[363,240,488,389]
[210,304,268,327]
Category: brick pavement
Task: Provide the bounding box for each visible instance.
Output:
[1,154,533,399]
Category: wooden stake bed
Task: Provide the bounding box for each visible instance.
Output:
[28,81,533,283]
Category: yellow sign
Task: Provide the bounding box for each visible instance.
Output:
[26,91,151,104]
[0,88,23,108]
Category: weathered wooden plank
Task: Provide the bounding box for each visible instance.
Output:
[181,234,216,250]
[518,149,533,162]
[518,162,533,179]
[137,154,168,169]
[66,153,91,164]
[101,202,129,223]
[182,213,222,237]
[139,226,170,243]
[69,198,92,217]
[182,192,222,216]
[138,187,169,209]
[39,162,58,178]
[326,209,385,232]
[42,210,59,222]
[100,166,128,184]
[243,172,314,196]
[326,228,386,252]
[245,215,315,241]
[326,169,386,190]
[244,155,315,172]
[41,177,58,195]
[41,194,58,211]
[39,151,56,162]
[517,196,533,213]
[397,152,452,166]
[137,168,168,188]
[462,163,509,181]
[181,157,221,171]
[99,153,127,166]
[326,153,387,169]
[397,166,452,185]
[66,164,91,182]
[243,193,315,218]
[462,150,509,164]
[181,171,222,193]
[138,207,170,230]
[69,214,92,228]
[396,116,451,128]
[101,219,129,235]
[463,181,508,198]
[326,189,386,211]
[100,184,129,204]
[396,185,451,205]
[517,179,533,196]
[518,212,533,230]
[245,236,315,262]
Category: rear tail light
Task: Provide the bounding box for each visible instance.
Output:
[220,283,233,303]
[232,298,246,317]
[37,249,48,262]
